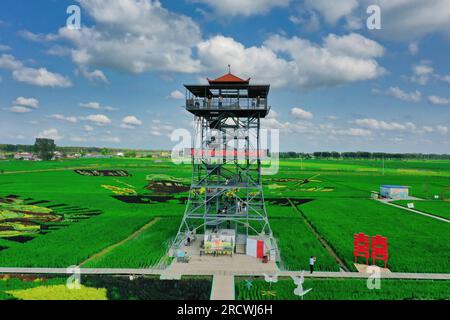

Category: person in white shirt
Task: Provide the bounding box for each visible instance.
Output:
[309,256,316,274]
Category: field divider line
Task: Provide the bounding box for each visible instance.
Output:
[287,198,350,272]
[377,200,450,224]
[78,217,162,267]
[1,165,102,175]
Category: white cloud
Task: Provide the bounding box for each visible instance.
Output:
[386,87,422,103]
[323,33,384,58]
[0,44,11,51]
[14,97,39,109]
[150,130,162,136]
[410,61,434,85]
[291,107,313,120]
[305,0,358,25]
[168,90,185,100]
[85,114,112,125]
[408,42,419,55]
[76,67,108,83]
[80,102,117,111]
[58,0,202,74]
[12,67,72,88]
[121,115,143,129]
[0,54,72,87]
[0,54,23,70]
[355,118,416,132]
[101,136,121,143]
[428,95,450,105]
[437,74,450,84]
[337,128,372,137]
[84,125,94,132]
[437,125,448,134]
[195,0,292,16]
[49,114,78,124]
[308,0,450,41]
[423,126,434,133]
[38,128,63,141]
[198,33,385,89]
[19,30,58,42]
[9,106,33,113]
[367,0,450,41]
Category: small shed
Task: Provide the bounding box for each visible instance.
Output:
[380,185,409,199]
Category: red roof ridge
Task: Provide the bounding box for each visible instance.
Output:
[208,72,250,84]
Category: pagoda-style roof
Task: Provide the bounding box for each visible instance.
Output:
[207,72,250,84]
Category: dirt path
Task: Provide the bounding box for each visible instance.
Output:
[79,217,161,267]
[1,166,101,175]
[287,198,350,272]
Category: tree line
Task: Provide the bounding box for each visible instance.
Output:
[279,151,450,160]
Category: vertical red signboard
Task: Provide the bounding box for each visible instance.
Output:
[353,232,370,265]
[372,235,389,268]
[257,240,264,259]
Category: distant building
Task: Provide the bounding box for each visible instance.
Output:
[380,185,409,200]
[116,152,125,157]
[14,152,33,161]
[52,151,64,160]
[0,153,6,160]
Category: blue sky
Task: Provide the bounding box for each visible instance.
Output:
[0,0,449,153]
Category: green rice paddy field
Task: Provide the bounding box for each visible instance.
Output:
[0,157,449,300]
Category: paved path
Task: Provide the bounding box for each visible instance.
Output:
[0,268,449,280]
[211,275,234,300]
[378,199,450,223]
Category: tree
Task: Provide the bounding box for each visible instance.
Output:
[34,138,56,161]
[125,151,137,158]
[101,148,109,156]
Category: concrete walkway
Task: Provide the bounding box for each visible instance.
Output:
[377,199,450,223]
[211,275,234,300]
[0,268,449,280]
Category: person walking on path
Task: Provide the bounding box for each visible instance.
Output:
[309,256,316,274]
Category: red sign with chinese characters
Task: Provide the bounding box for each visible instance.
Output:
[372,235,389,268]
[353,232,370,264]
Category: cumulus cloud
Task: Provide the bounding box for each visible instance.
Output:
[195,0,292,16]
[9,106,33,113]
[168,90,185,100]
[85,114,112,125]
[76,67,108,83]
[437,125,448,134]
[428,95,450,106]
[0,44,11,51]
[121,115,143,129]
[49,114,78,124]
[291,107,313,120]
[80,102,117,111]
[198,33,385,89]
[410,61,434,85]
[19,30,58,42]
[58,0,202,74]
[38,128,63,140]
[306,0,450,41]
[355,118,416,132]
[385,87,422,103]
[14,97,39,109]
[304,0,358,25]
[337,128,372,137]
[0,54,72,87]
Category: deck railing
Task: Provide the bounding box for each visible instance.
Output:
[186,98,267,110]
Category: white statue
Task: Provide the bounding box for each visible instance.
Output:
[291,271,312,299]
